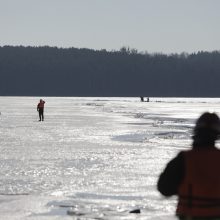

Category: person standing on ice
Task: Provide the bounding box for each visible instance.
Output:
[140,96,144,102]
[157,112,220,220]
[37,99,45,121]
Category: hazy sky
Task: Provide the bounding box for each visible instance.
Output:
[0,0,219,54]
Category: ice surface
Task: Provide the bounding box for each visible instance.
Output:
[1,97,220,219]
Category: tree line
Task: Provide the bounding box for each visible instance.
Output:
[0,45,220,97]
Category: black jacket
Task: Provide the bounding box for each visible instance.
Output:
[157,152,185,196]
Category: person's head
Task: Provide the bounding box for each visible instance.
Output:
[40,99,43,102]
[193,112,220,148]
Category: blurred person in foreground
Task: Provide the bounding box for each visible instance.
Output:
[157,112,220,220]
[37,99,45,121]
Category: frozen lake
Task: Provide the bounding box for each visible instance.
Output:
[1,96,220,220]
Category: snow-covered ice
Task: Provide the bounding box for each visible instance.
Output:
[1,96,220,220]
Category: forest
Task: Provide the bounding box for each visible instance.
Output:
[0,46,220,97]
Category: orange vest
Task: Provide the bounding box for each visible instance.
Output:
[177,148,220,217]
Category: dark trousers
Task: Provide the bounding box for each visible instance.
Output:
[38,108,44,121]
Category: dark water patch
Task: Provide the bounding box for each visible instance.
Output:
[75,192,145,201]
[86,103,104,107]
[124,122,152,126]
[46,199,145,219]
[0,193,29,196]
[112,133,149,143]
[156,131,188,139]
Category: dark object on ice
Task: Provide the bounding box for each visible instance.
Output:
[140,97,150,102]
[67,209,85,216]
[37,99,45,121]
[129,208,141,213]
[157,112,220,219]
[59,204,75,208]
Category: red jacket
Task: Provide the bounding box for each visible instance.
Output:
[37,100,45,109]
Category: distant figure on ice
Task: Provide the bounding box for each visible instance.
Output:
[37,99,45,121]
[157,112,220,219]
[140,96,144,102]
[146,97,150,102]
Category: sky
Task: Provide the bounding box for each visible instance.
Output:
[0,0,220,54]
